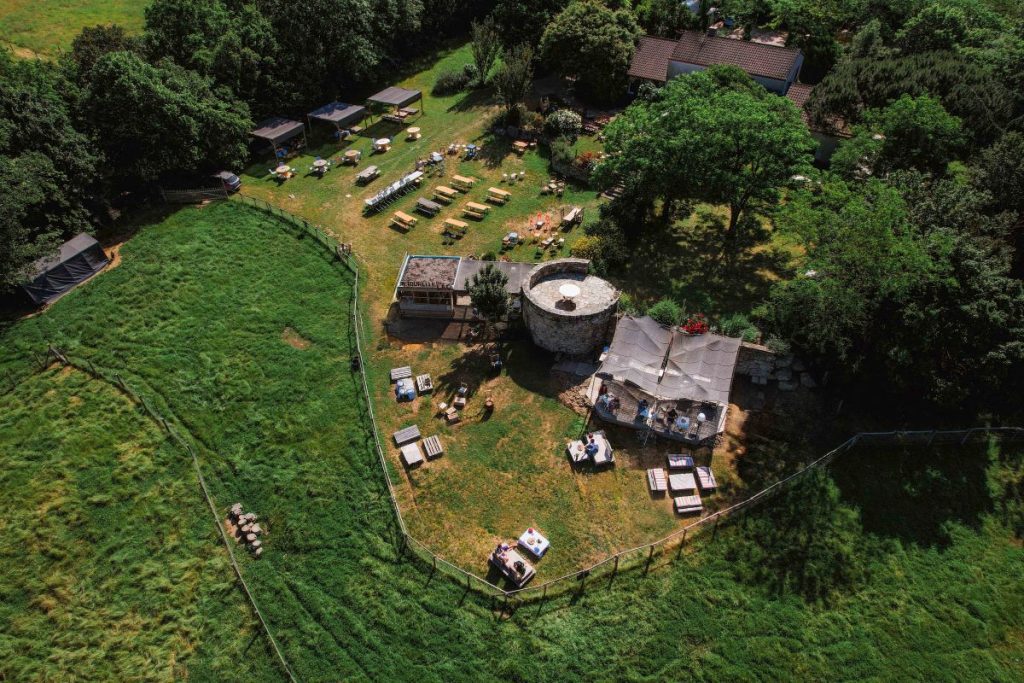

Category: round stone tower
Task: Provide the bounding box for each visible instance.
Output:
[521,258,619,356]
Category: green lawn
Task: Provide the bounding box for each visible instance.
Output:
[0,367,275,680]
[1,201,1022,680]
[0,0,145,58]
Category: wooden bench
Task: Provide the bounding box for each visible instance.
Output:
[674,495,703,515]
[415,374,433,393]
[647,468,667,493]
[390,366,412,381]
[423,435,444,459]
[393,424,421,445]
[695,466,717,492]
[561,206,582,228]
[400,442,424,467]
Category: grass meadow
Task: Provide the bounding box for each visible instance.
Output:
[1,200,1022,680]
[0,0,145,58]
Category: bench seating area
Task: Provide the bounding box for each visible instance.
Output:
[647,468,667,493]
[390,366,413,381]
[486,187,511,204]
[434,186,458,202]
[566,430,614,466]
[561,206,582,228]
[673,494,703,515]
[423,435,444,459]
[393,424,421,445]
[696,466,717,492]
[668,472,697,493]
[355,165,380,184]
[415,373,433,393]
[400,442,424,466]
[667,453,694,470]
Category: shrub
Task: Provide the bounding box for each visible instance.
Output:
[519,110,545,136]
[480,250,497,261]
[681,313,708,335]
[766,335,792,355]
[647,298,682,326]
[618,292,641,316]
[544,109,582,142]
[718,312,760,343]
[549,136,575,166]
[570,235,604,261]
[432,64,478,96]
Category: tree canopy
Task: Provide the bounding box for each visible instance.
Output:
[468,264,510,337]
[596,66,813,234]
[539,0,640,104]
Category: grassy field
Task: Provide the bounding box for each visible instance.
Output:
[0,0,145,58]
[0,367,276,680]
[1,201,1022,680]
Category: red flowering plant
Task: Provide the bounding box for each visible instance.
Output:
[681,313,708,335]
[575,151,599,170]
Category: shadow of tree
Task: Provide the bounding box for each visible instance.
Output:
[435,345,493,399]
[613,210,793,316]
[446,86,498,114]
[831,443,993,547]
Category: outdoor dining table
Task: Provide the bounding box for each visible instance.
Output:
[407,126,421,139]
[312,159,328,169]
[374,138,391,151]
[274,164,290,175]
[343,150,361,163]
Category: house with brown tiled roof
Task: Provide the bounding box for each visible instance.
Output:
[785,82,853,163]
[629,31,804,95]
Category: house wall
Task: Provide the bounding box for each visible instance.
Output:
[666,53,802,95]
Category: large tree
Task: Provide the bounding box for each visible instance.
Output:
[490,0,567,50]
[84,51,251,186]
[539,0,639,104]
[831,94,965,177]
[468,264,510,341]
[469,15,500,86]
[0,52,99,285]
[493,44,534,117]
[595,66,813,234]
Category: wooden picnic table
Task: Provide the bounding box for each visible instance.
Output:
[452,174,475,188]
[393,210,416,224]
[434,185,457,198]
[444,218,467,230]
[465,201,489,212]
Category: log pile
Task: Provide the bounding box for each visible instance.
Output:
[226,502,265,558]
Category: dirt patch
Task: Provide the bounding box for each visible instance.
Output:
[281,327,312,350]
[104,243,125,270]
[553,371,592,417]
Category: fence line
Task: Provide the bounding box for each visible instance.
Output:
[236,194,1024,602]
[44,346,298,683]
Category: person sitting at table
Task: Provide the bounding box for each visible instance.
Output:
[584,439,599,457]
[608,396,620,411]
[667,407,678,422]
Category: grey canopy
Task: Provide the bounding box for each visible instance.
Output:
[251,117,305,144]
[367,86,422,109]
[598,315,740,404]
[22,233,108,305]
[308,102,367,128]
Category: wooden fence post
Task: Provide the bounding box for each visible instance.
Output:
[677,530,686,559]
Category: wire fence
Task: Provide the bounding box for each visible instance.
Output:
[233,194,1024,604]
[42,346,298,683]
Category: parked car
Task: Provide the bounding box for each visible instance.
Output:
[212,170,241,193]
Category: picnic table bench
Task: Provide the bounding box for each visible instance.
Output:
[451,175,475,190]
[561,206,582,228]
[444,218,468,231]
[390,366,412,381]
[356,165,380,184]
[415,373,433,393]
[465,201,489,213]
[434,186,458,202]
[416,197,441,216]
[486,187,511,204]
[391,211,417,230]
[423,435,444,459]
[393,424,421,445]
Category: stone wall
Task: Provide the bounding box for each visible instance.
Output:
[736,342,817,391]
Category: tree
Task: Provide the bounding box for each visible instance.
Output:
[493,44,534,117]
[543,109,582,142]
[468,264,510,341]
[539,0,640,104]
[974,132,1024,218]
[633,0,697,38]
[66,24,141,80]
[469,15,500,85]
[896,3,969,54]
[833,95,964,177]
[490,0,568,50]
[0,52,99,285]
[84,51,251,186]
[595,66,813,235]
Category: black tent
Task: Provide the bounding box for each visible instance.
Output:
[308,102,367,129]
[22,233,109,305]
[366,86,423,112]
[250,117,306,156]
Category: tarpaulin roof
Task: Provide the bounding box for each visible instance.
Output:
[308,102,367,127]
[367,86,422,108]
[251,117,305,144]
[22,233,108,305]
[598,315,740,404]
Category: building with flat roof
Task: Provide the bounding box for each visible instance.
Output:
[393,255,534,318]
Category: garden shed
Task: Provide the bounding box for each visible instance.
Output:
[22,233,109,305]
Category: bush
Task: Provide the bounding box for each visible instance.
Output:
[647,298,682,326]
[519,110,544,136]
[549,136,575,166]
[718,312,760,343]
[480,250,497,261]
[570,235,604,261]
[544,109,582,142]
[766,335,792,355]
[617,292,641,316]
[432,64,478,96]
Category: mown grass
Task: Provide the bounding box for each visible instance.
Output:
[1,201,1022,680]
[0,366,276,680]
[0,0,145,58]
